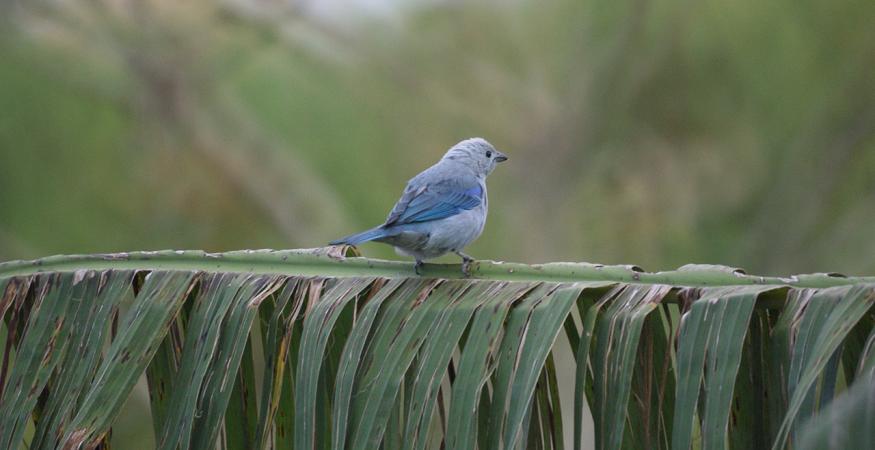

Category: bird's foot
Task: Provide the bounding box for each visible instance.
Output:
[456,251,475,277]
[461,260,474,277]
[414,260,424,275]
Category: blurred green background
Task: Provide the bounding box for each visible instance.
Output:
[2,0,875,274]
[1,0,874,446]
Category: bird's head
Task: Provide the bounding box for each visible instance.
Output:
[441,137,508,177]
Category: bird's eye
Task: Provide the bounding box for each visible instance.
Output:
[486,150,492,158]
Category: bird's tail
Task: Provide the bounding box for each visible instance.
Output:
[329,226,389,246]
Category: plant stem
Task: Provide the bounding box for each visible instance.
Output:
[0,249,871,290]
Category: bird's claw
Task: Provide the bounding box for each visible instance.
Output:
[461,257,474,278]
[454,251,476,277]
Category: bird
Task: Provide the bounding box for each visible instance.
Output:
[330,137,507,276]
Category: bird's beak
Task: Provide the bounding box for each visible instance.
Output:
[494,151,508,163]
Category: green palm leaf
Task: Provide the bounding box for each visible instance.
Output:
[0,249,873,449]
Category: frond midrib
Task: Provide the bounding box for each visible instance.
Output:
[0,249,871,290]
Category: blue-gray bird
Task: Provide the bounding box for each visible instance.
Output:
[330,138,507,275]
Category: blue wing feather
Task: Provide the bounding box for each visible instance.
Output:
[385,182,483,226]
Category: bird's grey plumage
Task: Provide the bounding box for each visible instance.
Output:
[330,137,507,274]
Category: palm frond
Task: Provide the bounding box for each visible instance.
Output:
[0,248,873,449]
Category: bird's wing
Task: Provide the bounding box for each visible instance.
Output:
[384,178,484,226]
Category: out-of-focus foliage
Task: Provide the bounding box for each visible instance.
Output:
[1,0,874,274]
